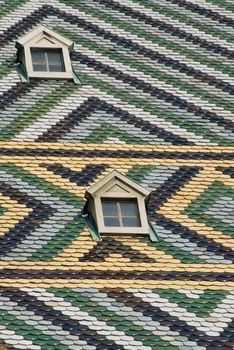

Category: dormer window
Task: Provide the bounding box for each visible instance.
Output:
[16,25,74,80]
[83,170,158,241]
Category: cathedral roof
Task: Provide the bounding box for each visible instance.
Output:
[0,0,233,349]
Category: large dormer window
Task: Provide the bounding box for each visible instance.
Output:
[83,170,158,242]
[16,25,74,80]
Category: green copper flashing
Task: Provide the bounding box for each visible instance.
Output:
[15,62,29,82]
[72,68,82,85]
[82,208,158,242]
[15,62,81,85]
[148,220,159,242]
[82,213,101,241]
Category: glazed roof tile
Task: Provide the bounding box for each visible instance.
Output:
[0,0,233,349]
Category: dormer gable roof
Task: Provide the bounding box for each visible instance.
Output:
[85,170,150,199]
[16,25,73,50]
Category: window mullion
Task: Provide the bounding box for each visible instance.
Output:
[45,51,49,71]
[117,202,123,227]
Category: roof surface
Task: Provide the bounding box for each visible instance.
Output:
[0,0,234,349]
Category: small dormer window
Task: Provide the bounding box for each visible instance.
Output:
[83,170,158,242]
[16,25,74,80]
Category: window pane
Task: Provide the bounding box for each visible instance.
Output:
[47,50,63,64]
[104,217,120,227]
[33,64,47,71]
[48,50,64,72]
[49,65,64,72]
[120,201,138,217]
[31,50,45,63]
[102,201,118,216]
[122,217,140,227]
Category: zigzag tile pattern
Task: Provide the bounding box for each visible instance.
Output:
[0,287,233,350]
[0,149,232,265]
[0,0,234,349]
[0,145,232,348]
[0,0,233,145]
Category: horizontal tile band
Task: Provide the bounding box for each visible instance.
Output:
[0,269,233,281]
[0,148,233,159]
[0,262,233,272]
[0,143,233,151]
[0,279,233,290]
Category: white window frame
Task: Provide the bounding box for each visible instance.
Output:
[17,25,74,79]
[86,170,150,235]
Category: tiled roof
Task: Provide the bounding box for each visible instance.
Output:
[0,0,233,349]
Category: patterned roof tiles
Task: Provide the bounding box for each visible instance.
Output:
[0,0,234,349]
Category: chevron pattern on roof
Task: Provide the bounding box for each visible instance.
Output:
[0,144,232,349]
[0,0,234,349]
[0,149,233,264]
[0,0,233,145]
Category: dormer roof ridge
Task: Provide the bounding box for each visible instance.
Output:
[16,24,73,49]
[86,169,150,198]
